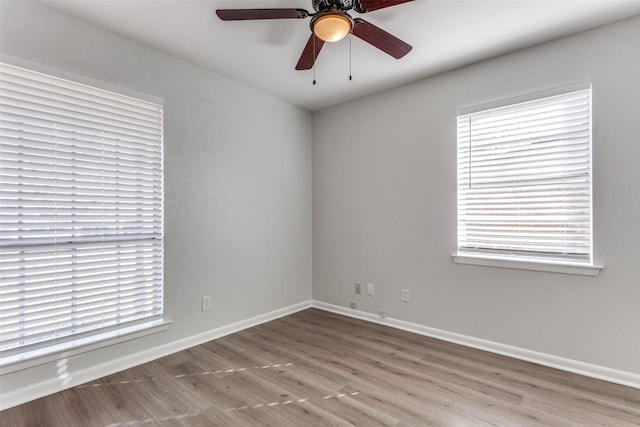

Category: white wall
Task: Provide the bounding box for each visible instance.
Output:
[0,1,312,406]
[313,15,640,376]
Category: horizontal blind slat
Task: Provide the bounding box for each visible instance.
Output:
[1,65,162,114]
[0,79,162,126]
[0,133,161,163]
[1,115,162,150]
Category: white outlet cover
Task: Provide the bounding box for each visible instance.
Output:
[367,283,374,296]
[201,296,212,311]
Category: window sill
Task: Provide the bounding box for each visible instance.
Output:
[0,319,172,374]
[452,254,602,276]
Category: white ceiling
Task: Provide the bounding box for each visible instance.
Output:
[39,0,640,111]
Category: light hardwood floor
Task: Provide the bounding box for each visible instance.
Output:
[2,308,639,426]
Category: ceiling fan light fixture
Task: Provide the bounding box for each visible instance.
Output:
[312,13,353,42]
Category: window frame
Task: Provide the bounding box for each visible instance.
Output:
[452,83,602,276]
[0,55,169,370]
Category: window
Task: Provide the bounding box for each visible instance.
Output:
[455,86,596,272]
[0,61,164,356]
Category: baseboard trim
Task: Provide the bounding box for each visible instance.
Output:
[0,300,313,410]
[311,301,640,389]
[4,298,638,410]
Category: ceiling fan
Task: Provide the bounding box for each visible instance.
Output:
[216,0,414,70]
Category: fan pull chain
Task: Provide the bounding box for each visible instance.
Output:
[313,35,317,85]
[349,33,352,81]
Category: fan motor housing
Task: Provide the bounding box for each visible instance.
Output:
[313,0,355,12]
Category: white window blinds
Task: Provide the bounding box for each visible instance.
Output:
[0,62,164,353]
[457,87,592,264]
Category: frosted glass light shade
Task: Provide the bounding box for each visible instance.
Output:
[313,14,352,42]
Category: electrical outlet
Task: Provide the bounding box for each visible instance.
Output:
[350,301,357,309]
[379,310,387,318]
[401,288,410,302]
[201,295,212,311]
[367,283,374,296]
[355,283,361,294]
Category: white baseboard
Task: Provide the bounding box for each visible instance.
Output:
[0,300,313,411]
[4,298,638,411]
[311,301,640,389]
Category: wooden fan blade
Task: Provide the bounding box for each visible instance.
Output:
[356,0,414,13]
[216,8,309,21]
[352,18,412,59]
[295,34,325,70]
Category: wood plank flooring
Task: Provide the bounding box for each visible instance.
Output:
[2,308,639,426]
